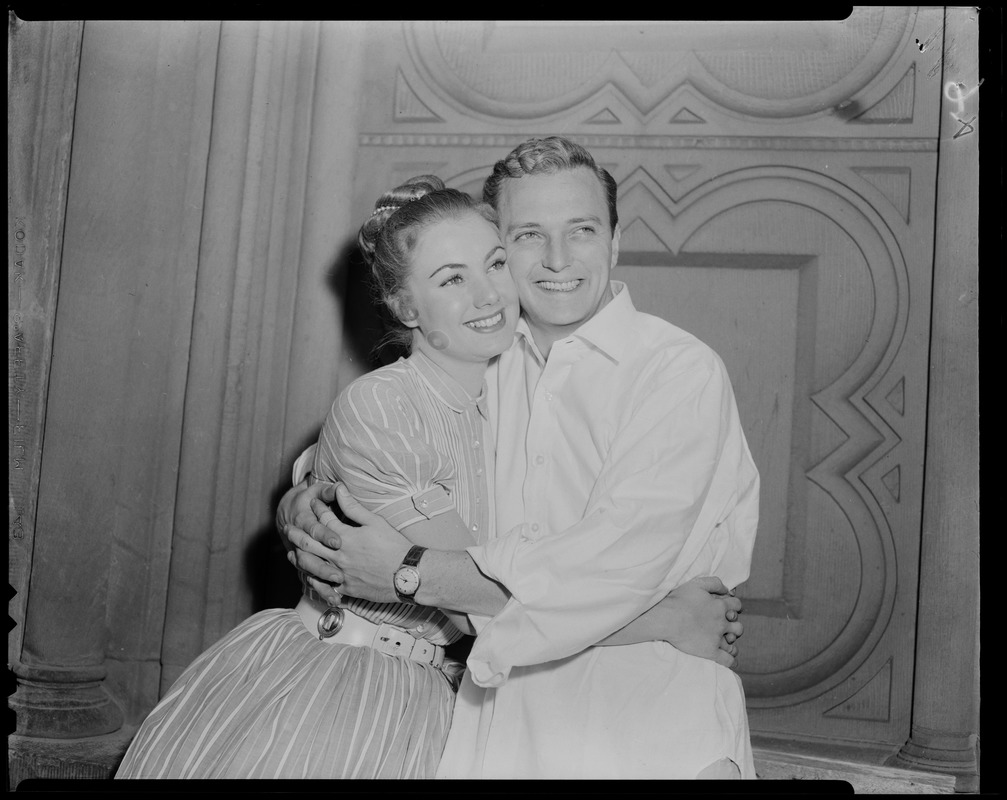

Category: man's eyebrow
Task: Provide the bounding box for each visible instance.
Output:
[505,215,604,235]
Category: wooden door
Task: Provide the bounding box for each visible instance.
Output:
[328,11,942,750]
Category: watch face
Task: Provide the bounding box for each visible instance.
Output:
[394,566,420,597]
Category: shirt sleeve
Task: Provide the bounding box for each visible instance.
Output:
[291,445,317,485]
[465,347,760,687]
[313,376,457,530]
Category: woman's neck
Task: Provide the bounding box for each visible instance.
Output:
[411,336,488,398]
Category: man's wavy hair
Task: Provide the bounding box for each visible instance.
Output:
[481,136,618,232]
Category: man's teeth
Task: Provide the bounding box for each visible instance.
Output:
[538,280,581,292]
[466,311,503,329]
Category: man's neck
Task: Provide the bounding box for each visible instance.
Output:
[524,282,617,360]
[526,322,575,360]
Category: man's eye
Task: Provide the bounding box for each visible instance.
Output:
[514,231,539,241]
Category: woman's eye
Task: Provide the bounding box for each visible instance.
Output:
[440,274,463,287]
[488,259,507,271]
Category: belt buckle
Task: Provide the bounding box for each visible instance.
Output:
[317,607,344,640]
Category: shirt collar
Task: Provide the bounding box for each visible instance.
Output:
[406,349,487,414]
[513,281,637,364]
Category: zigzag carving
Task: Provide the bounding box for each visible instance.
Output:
[404,12,914,121]
[612,166,910,705]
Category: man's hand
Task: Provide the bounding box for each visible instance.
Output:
[656,576,744,669]
[280,480,344,605]
[291,483,413,605]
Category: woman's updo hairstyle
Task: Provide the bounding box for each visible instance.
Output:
[358,175,497,350]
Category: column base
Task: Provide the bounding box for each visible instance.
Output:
[889,731,979,793]
[10,664,125,738]
[7,727,137,790]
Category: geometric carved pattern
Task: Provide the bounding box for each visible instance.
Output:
[405,10,914,120]
[852,65,916,125]
[620,217,670,253]
[665,164,702,183]
[360,133,937,153]
[615,166,907,709]
[668,106,706,124]
[852,167,912,223]
[881,465,901,503]
[824,658,892,722]
[365,8,938,746]
[884,376,906,415]
[585,107,622,125]
[394,69,443,122]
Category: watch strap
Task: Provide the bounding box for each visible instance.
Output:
[401,544,426,568]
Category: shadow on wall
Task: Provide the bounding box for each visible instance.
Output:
[241,240,405,613]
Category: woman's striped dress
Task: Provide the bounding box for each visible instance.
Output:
[116,351,493,779]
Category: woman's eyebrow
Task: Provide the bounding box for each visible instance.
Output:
[428,263,468,279]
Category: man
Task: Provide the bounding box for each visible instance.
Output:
[283,137,759,778]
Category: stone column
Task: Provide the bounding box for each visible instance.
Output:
[7,18,114,740]
[8,18,220,784]
[891,7,980,792]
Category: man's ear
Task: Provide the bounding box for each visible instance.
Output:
[610,223,621,269]
[389,296,420,328]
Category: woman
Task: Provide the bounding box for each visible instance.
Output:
[116,175,519,779]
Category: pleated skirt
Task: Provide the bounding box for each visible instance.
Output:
[115,608,456,779]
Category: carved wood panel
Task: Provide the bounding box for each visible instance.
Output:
[336,10,942,748]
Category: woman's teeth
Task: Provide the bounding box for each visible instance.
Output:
[538,280,581,292]
[466,311,503,329]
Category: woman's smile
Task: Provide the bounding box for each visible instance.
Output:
[465,309,507,331]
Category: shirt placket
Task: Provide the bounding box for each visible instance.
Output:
[523,341,574,540]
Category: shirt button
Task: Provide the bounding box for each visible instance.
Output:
[474,440,481,448]
[475,468,483,476]
[471,524,479,532]
[415,623,427,634]
[535,455,545,465]
[420,499,429,507]
[531,523,540,532]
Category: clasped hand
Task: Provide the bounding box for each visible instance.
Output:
[283,482,411,606]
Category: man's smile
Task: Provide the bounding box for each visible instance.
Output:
[535,279,583,293]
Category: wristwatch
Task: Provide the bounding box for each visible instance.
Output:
[393,545,427,603]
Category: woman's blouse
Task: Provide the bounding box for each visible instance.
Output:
[310,350,494,646]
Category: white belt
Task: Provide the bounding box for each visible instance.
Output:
[295,595,446,669]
